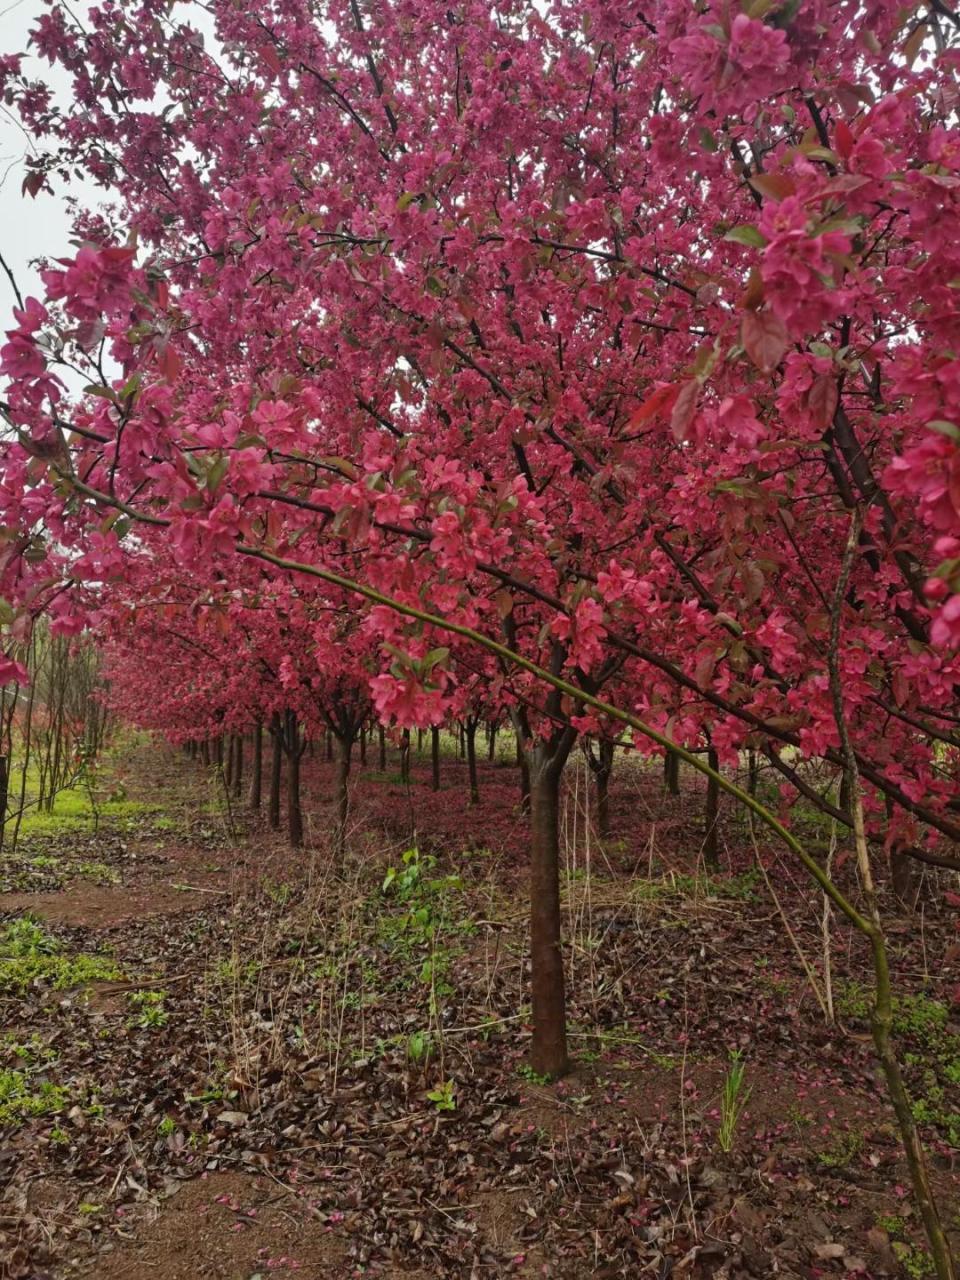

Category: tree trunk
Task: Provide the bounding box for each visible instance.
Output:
[0,755,7,852]
[417,728,423,755]
[286,709,303,848]
[378,724,387,771]
[333,733,352,861]
[359,726,367,766]
[704,746,720,869]
[400,728,410,785]
[518,735,531,815]
[466,719,480,805]
[487,723,497,762]
[839,768,852,816]
[747,749,759,796]
[232,734,243,799]
[268,712,282,831]
[890,842,922,910]
[325,730,333,762]
[250,722,262,810]
[528,741,572,1079]
[431,725,441,792]
[664,750,680,795]
[224,734,235,791]
[595,738,614,838]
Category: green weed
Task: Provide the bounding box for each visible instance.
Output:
[128,989,168,1029]
[875,1213,907,1238]
[718,1050,752,1152]
[633,869,759,902]
[426,1079,456,1112]
[816,1128,864,1169]
[838,984,960,1145]
[75,861,120,885]
[262,878,292,906]
[892,1242,936,1278]
[212,956,261,987]
[407,1030,433,1064]
[0,1033,57,1068]
[0,917,122,994]
[0,1069,67,1127]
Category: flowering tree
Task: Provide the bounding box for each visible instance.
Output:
[4,4,960,1267]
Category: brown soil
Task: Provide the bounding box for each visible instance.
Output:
[72,1172,347,1279]
[0,870,229,928]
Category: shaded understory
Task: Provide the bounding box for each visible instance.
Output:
[0,741,958,1279]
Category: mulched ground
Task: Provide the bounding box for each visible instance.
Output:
[0,741,958,1279]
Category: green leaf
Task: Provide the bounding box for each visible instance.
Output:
[83,384,118,403]
[118,373,142,401]
[804,145,839,164]
[382,642,414,669]
[421,647,450,673]
[319,455,358,480]
[928,419,960,441]
[206,455,229,494]
[724,225,767,248]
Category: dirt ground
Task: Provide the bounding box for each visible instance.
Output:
[1,742,958,1278]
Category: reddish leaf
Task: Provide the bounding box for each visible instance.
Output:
[669,380,699,443]
[807,374,839,429]
[259,43,282,74]
[748,173,795,201]
[740,561,765,607]
[694,648,717,690]
[835,120,854,161]
[159,343,181,381]
[21,171,45,199]
[627,383,679,430]
[741,310,789,373]
[891,670,908,707]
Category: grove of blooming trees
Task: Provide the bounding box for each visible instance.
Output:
[3,1,960,1271]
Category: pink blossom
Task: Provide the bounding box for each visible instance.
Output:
[717,395,765,447]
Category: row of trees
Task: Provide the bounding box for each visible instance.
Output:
[2,1,960,1271]
[0,626,107,849]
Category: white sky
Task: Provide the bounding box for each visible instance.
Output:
[0,0,94,317]
[1,0,219,326]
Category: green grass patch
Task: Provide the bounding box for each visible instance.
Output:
[632,869,759,902]
[837,983,960,1147]
[0,1031,66,1127]
[0,917,122,995]
[16,795,159,839]
[0,1068,67,1127]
